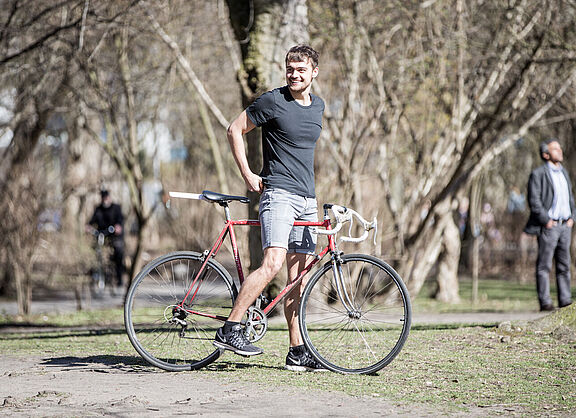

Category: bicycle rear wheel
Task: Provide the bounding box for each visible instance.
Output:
[125,251,237,371]
[299,254,411,374]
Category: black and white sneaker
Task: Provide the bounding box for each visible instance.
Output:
[285,345,328,372]
[213,324,263,356]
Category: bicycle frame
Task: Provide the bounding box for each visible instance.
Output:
[178,206,337,320]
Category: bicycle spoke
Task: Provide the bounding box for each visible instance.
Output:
[351,320,379,363]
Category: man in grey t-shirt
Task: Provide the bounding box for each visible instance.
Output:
[214,45,326,371]
[247,85,324,197]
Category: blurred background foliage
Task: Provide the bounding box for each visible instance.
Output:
[1,0,575,314]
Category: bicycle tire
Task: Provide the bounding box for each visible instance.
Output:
[299,254,411,374]
[91,247,115,297]
[124,251,237,371]
[90,251,106,297]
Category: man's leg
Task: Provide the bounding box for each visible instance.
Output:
[536,228,559,309]
[283,252,327,372]
[111,239,125,287]
[213,247,286,356]
[555,225,573,307]
[228,247,286,322]
[285,252,314,347]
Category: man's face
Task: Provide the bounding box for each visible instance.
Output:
[545,141,564,164]
[285,59,318,94]
[102,195,112,208]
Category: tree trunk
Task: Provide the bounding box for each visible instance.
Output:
[469,176,484,303]
[4,169,43,316]
[14,269,29,316]
[402,217,445,298]
[226,0,310,271]
[434,207,461,303]
[403,198,456,300]
[0,93,48,315]
[125,212,148,293]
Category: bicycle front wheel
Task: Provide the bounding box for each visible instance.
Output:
[299,254,411,374]
[125,251,237,371]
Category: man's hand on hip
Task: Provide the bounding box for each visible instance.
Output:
[545,219,556,229]
[244,173,263,193]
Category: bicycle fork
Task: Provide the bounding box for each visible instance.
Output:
[330,252,360,317]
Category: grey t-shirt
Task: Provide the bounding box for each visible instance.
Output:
[246,86,324,198]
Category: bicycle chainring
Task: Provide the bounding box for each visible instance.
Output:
[244,306,268,342]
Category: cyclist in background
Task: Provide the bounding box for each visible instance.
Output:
[213,45,326,372]
[87,190,125,289]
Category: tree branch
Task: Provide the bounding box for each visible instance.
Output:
[0,18,82,65]
[470,66,576,180]
[142,3,229,129]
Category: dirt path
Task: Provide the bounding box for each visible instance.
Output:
[1,354,437,417]
[1,311,549,417]
[0,291,550,416]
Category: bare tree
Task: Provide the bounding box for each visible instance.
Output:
[141,2,231,194]
[397,0,576,299]
[0,0,79,312]
[2,0,576,312]
[67,3,175,284]
[310,0,576,302]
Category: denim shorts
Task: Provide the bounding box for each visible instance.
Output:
[259,188,318,254]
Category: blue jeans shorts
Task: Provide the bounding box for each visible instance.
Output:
[259,188,318,254]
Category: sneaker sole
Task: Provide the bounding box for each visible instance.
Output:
[213,341,263,356]
[284,364,329,372]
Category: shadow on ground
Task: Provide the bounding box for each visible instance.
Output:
[39,355,152,372]
[38,355,283,374]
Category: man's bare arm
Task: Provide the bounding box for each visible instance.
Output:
[227,110,262,193]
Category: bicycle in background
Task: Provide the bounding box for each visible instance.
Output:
[124,190,411,374]
[89,225,115,297]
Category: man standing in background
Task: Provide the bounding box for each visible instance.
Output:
[524,139,574,311]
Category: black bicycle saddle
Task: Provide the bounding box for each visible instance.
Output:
[201,190,250,205]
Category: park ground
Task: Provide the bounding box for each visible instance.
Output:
[1,278,575,416]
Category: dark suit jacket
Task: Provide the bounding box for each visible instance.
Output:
[89,203,124,237]
[524,164,576,235]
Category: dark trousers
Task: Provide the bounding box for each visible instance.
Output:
[110,238,125,287]
[536,224,573,308]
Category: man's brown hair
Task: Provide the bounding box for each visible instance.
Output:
[286,45,319,69]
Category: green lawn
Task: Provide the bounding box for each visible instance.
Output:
[0,278,574,415]
[0,323,574,415]
[414,276,556,313]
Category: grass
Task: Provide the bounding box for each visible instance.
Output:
[0,307,125,328]
[1,277,575,415]
[0,277,547,328]
[0,324,574,415]
[413,275,563,314]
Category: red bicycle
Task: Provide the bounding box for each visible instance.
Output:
[124,190,411,374]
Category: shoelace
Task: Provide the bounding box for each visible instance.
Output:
[228,327,251,348]
[290,351,320,368]
[302,352,321,367]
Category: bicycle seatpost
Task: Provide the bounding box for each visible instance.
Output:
[223,203,231,221]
